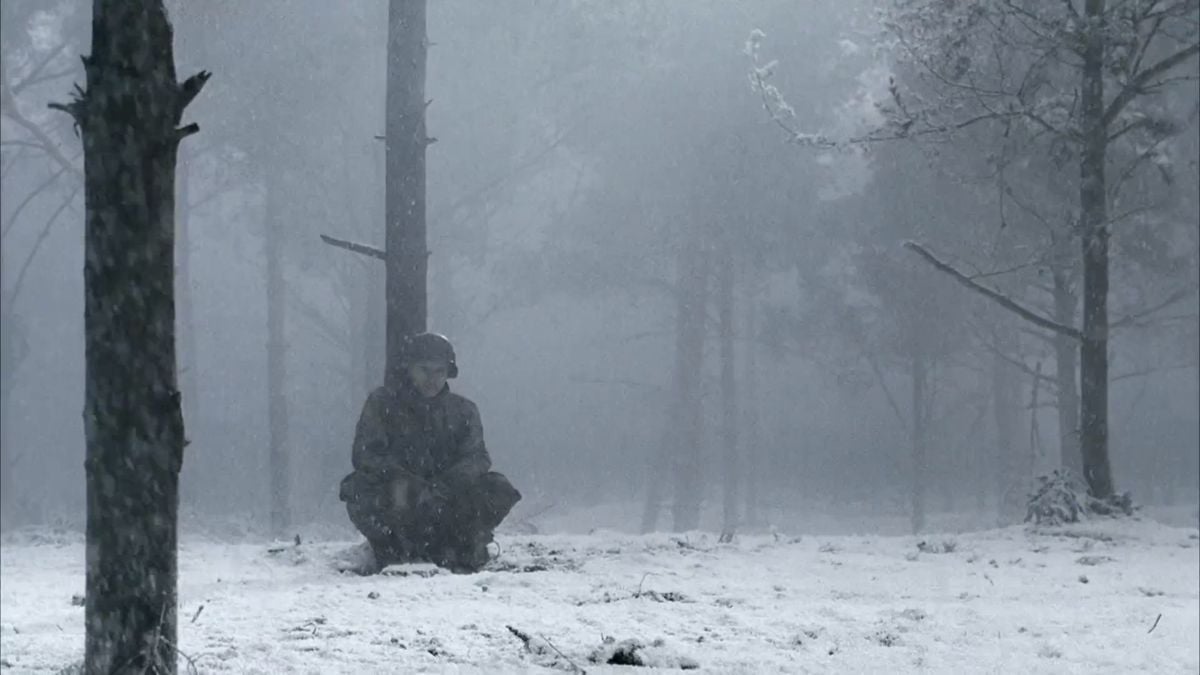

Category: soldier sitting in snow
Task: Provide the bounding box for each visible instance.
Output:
[339,333,521,573]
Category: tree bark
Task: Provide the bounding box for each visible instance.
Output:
[0,317,25,529]
[384,0,429,381]
[992,326,1021,521]
[639,419,672,533]
[265,174,289,537]
[55,1,207,671]
[718,249,739,537]
[1077,0,1116,499]
[1052,265,1083,477]
[670,234,710,532]
[910,343,928,534]
[742,285,761,527]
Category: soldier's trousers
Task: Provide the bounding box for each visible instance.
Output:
[342,471,521,564]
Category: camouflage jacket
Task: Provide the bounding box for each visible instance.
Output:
[346,383,492,492]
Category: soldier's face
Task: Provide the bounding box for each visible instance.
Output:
[407,360,449,398]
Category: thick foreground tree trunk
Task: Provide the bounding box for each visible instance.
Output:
[384,0,429,378]
[53,1,208,671]
[1077,0,1116,499]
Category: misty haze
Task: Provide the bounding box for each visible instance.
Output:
[1,1,1198,672]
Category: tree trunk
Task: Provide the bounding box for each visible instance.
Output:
[0,318,26,529]
[910,344,928,534]
[670,235,710,532]
[265,174,289,537]
[384,0,429,380]
[59,1,207,671]
[346,264,366,400]
[742,285,761,527]
[1052,265,1083,478]
[639,420,672,533]
[366,140,387,393]
[992,327,1021,521]
[718,249,739,537]
[1077,0,1116,499]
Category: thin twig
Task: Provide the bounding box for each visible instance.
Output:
[1110,288,1195,330]
[1147,613,1162,634]
[162,638,200,675]
[538,633,587,674]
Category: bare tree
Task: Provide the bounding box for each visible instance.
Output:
[51,0,207,670]
[718,248,740,539]
[384,0,431,369]
[751,0,1199,501]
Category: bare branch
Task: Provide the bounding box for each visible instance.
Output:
[970,322,1057,386]
[319,234,386,261]
[1,71,83,179]
[1110,288,1196,330]
[967,256,1048,281]
[1,164,68,241]
[3,185,79,319]
[178,70,211,111]
[1112,361,1200,382]
[865,351,909,431]
[284,288,348,353]
[904,241,1083,339]
[10,42,70,95]
[1104,41,1200,127]
[174,123,201,141]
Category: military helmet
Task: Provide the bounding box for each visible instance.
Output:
[401,332,458,378]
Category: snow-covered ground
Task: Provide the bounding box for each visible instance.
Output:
[2,513,1197,674]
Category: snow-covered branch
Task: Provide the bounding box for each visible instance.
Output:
[903,241,1083,340]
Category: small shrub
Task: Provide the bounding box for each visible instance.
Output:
[1026,471,1088,525]
[1026,470,1137,525]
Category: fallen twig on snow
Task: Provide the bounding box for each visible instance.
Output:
[506,625,587,673]
[1148,613,1162,634]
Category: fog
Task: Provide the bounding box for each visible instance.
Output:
[2,0,1197,536]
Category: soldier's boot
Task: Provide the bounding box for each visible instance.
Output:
[433,529,492,574]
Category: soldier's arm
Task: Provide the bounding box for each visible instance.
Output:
[441,399,492,485]
[351,388,400,474]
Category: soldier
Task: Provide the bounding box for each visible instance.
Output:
[339,333,521,573]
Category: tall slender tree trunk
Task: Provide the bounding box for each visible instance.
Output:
[1077,0,1116,499]
[718,250,739,537]
[0,318,24,529]
[56,1,208,671]
[265,175,289,537]
[1052,265,1083,478]
[742,286,761,527]
[910,344,928,534]
[639,419,672,533]
[992,326,1021,521]
[384,0,429,381]
[347,265,366,399]
[0,369,17,530]
[670,235,710,532]
[366,140,387,393]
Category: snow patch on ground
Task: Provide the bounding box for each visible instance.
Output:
[2,516,1197,673]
